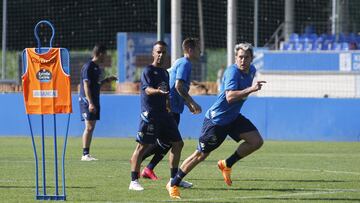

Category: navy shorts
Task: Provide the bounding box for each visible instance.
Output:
[79,101,100,121]
[197,114,257,153]
[136,112,182,145]
[153,112,180,148]
[171,112,180,126]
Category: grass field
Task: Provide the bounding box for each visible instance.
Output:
[1,137,359,202]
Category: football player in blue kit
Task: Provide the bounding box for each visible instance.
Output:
[167,43,266,199]
[79,44,117,161]
[129,41,184,191]
[140,38,201,188]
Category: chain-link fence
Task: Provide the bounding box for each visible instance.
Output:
[1,0,360,97]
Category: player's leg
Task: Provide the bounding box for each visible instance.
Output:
[80,102,100,161]
[159,114,184,179]
[166,149,209,199]
[82,120,96,158]
[226,114,263,166]
[129,143,150,191]
[162,115,185,198]
[141,140,171,180]
[167,117,226,198]
[171,150,210,185]
[130,143,150,178]
[219,114,263,186]
[233,130,263,160]
[141,143,157,160]
[82,120,96,148]
[166,139,184,199]
[141,112,180,179]
[129,116,156,191]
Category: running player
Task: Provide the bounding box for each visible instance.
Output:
[141,38,202,189]
[167,43,266,199]
[129,41,184,191]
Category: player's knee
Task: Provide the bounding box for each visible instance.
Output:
[178,140,184,149]
[172,140,183,150]
[85,126,95,133]
[253,135,263,150]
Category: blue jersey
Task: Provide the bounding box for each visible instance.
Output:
[79,61,102,106]
[205,64,256,125]
[168,57,192,113]
[140,65,169,114]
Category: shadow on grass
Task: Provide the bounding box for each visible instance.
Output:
[0,185,95,189]
[242,178,354,183]
[260,197,360,201]
[190,177,354,183]
[194,187,332,192]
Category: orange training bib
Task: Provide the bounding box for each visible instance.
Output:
[22,48,72,114]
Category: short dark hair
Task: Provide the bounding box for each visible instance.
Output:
[93,44,107,56]
[182,38,198,52]
[153,40,168,47]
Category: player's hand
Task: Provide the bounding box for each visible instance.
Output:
[252,81,266,92]
[88,103,97,113]
[104,76,118,83]
[189,102,202,114]
[157,86,169,95]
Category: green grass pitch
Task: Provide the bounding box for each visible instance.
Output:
[0,137,359,202]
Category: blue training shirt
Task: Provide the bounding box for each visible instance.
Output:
[205,64,257,125]
[168,57,192,113]
[140,65,169,114]
[79,60,103,106]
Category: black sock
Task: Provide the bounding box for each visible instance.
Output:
[147,153,165,170]
[131,171,139,181]
[225,151,242,168]
[83,148,89,156]
[171,169,186,186]
[170,168,178,178]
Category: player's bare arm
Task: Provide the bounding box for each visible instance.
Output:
[145,86,169,95]
[175,79,202,114]
[100,75,118,85]
[225,81,266,103]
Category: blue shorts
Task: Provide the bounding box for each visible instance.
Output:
[79,100,100,121]
[197,114,257,153]
[136,112,182,145]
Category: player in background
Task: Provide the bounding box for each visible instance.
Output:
[79,44,117,161]
[166,43,266,199]
[129,41,184,191]
[140,38,202,188]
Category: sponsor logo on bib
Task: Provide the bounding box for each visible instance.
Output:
[36,69,52,82]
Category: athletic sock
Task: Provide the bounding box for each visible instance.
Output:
[146,163,156,170]
[170,168,178,178]
[225,151,242,168]
[83,148,89,156]
[171,169,186,186]
[131,171,139,181]
[147,153,165,170]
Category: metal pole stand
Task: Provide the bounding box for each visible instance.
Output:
[27,114,70,200]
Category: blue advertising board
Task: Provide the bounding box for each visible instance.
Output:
[1,93,360,141]
[255,51,360,72]
[117,32,171,82]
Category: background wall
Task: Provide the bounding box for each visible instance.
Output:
[1,93,359,141]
